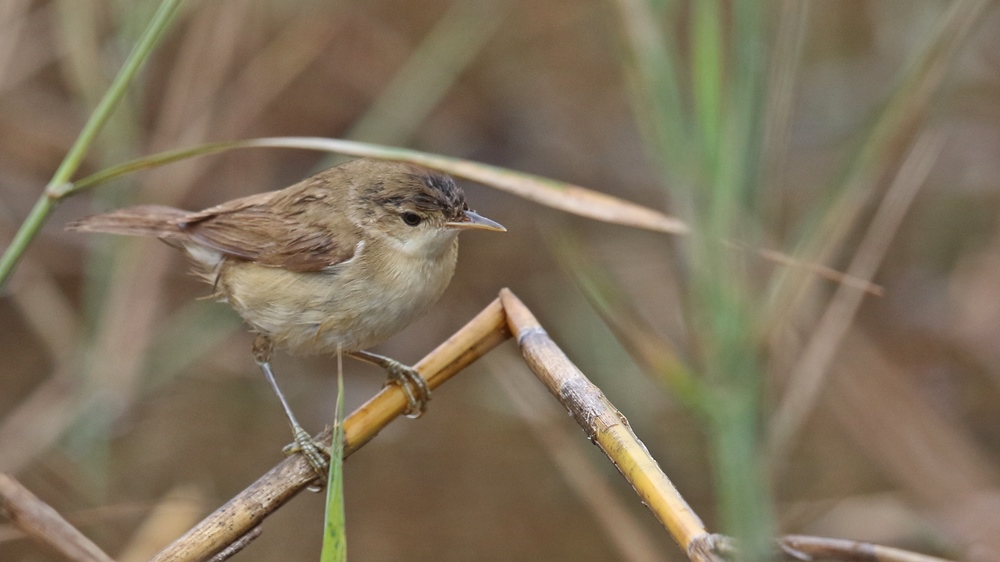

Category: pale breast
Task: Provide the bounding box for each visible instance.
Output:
[214,237,459,355]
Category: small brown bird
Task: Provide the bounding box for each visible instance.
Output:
[68,158,505,474]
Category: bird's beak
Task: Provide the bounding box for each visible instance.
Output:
[446,210,506,232]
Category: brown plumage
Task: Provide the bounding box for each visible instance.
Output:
[69,158,504,467]
[68,158,467,272]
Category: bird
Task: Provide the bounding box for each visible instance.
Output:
[68,157,505,475]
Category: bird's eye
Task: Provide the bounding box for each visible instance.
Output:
[401,212,422,226]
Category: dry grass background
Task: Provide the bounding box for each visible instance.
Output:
[1,1,1000,560]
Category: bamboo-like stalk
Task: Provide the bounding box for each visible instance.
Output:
[486,353,670,562]
[0,473,115,562]
[148,298,510,562]
[497,289,721,562]
[105,291,957,562]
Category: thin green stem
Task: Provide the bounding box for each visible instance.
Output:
[711,398,773,562]
[0,0,183,289]
[321,351,347,562]
[693,0,723,175]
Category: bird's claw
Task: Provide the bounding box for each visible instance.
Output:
[384,363,431,418]
[283,425,330,482]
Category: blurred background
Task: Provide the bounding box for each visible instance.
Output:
[1,0,1000,560]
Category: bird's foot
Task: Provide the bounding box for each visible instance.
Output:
[282,424,330,481]
[348,351,432,418]
[384,361,431,419]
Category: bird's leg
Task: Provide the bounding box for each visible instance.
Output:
[253,334,329,478]
[348,350,430,418]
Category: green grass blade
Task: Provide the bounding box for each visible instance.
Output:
[0,0,184,289]
[692,0,723,174]
[321,354,347,562]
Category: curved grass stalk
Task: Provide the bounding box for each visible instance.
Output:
[69,136,691,235]
[0,0,183,289]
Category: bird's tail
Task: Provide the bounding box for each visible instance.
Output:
[66,205,189,239]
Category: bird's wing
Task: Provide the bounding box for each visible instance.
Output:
[180,189,361,272]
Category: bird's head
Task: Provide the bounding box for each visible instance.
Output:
[344,159,505,256]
